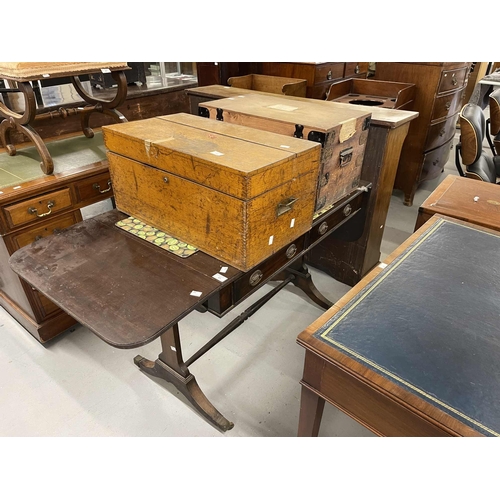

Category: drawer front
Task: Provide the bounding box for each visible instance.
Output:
[9,211,81,250]
[232,235,306,303]
[431,91,464,122]
[3,188,73,229]
[420,139,454,182]
[437,66,469,94]
[344,62,367,78]
[74,173,113,204]
[309,192,363,248]
[425,115,459,151]
[314,63,344,84]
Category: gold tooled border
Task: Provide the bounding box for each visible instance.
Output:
[318,218,500,436]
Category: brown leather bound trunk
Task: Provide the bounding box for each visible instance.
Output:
[102,113,321,271]
[198,93,371,214]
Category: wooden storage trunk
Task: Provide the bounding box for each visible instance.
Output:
[227,74,307,97]
[198,93,371,213]
[102,113,321,271]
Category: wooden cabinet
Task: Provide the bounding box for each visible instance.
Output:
[0,156,113,343]
[261,62,368,100]
[374,62,471,206]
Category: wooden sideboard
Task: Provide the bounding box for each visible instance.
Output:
[375,62,471,206]
[261,62,369,100]
[0,134,113,343]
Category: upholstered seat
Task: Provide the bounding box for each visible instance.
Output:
[487,88,500,155]
[455,103,500,183]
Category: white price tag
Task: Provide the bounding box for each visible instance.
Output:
[220,266,228,273]
[212,273,228,282]
[210,151,224,156]
[269,235,274,245]
[190,290,202,297]
[290,218,295,228]
[101,68,111,73]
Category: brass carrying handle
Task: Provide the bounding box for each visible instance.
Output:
[93,180,112,194]
[277,197,298,216]
[28,201,54,218]
[452,77,458,86]
[445,102,451,110]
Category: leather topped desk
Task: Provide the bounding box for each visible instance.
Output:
[9,183,369,432]
[415,174,500,231]
[297,215,500,437]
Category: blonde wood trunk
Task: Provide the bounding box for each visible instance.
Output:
[103,113,321,270]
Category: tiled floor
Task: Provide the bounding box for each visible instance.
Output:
[0,126,469,437]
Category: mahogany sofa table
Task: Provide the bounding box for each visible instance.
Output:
[415,174,500,231]
[297,215,500,437]
[8,183,368,432]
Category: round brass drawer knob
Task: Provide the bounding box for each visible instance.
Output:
[343,204,352,217]
[286,244,297,259]
[249,270,263,287]
[318,222,328,235]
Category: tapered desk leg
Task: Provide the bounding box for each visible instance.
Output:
[298,383,325,437]
[134,323,234,432]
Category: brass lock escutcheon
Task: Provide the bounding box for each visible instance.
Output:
[249,270,263,287]
[277,197,298,217]
[28,200,55,218]
[339,147,354,167]
[286,244,297,260]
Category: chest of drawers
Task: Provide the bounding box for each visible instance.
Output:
[261,62,368,100]
[375,62,471,206]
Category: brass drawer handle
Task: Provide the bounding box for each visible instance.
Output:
[318,221,328,235]
[355,64,360,74]
[452,76,458,86]
[439,128,446,137]
[28,201,54,218]
[343,204,352,217]
[286,244,297,259]
[277,197,298,216]
[93,180,112,194]
[327,70,332,80]
[249,270,263,287]
[445,101,451,110]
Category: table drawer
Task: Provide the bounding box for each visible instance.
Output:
[431,91,464,122]
[420,139,454,182]
[425,115,458,151]
[344,62,367,78]
[74,172,113,204]
[9,211,81,250]
[3,188,73,230]
[232,235,306,303]
[437,66,469,94]
[315,63,344,84]
[309,194,363,248]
